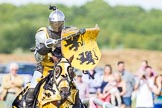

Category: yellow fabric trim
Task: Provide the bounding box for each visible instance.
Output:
[37,27,54,69]
[38,87,78,107]
[42,65,53,77]
[37,27,49,38]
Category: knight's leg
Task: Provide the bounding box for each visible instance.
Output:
[25,71,42,107]
[30,70,42,88]
[25,63,43,107]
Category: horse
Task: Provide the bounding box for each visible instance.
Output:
[12,56,84,108]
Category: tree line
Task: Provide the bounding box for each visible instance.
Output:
[0,0,162,53]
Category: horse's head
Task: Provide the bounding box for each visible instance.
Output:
[53,56,74,99]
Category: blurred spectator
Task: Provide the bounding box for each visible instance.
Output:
[106,75,122,107]
[152,74,162,108]
[0,63,23,108]
[82,69,102,94]
[113,72,126,108]
[136,60,156,77]
[100,64,113,93]
[101,72,126,108]
[97,65,113,103]
[139,60,148,72]
[134,66,154,108]
[117,61,135,108]
[135,60,147,75]
[145,66,155,88]
[90,71,126,108]
[75,71,89,100]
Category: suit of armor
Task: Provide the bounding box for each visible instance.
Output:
[34,27,62,76]
[25,8,66,107]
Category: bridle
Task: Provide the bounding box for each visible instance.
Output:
[52,58,74,96]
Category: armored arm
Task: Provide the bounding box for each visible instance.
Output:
[34,31,51,62]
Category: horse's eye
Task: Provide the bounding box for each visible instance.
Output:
[55,66,61,78]
[68,67,74,73]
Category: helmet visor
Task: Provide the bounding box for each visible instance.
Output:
[50,21,64,32]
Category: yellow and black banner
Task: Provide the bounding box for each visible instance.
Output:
[61,25,101,70]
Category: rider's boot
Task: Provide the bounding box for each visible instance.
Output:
[25,88,35,108]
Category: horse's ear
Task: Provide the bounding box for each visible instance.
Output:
[68,55,74,63]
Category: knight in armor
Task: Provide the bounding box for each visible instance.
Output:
[25,7,75,107]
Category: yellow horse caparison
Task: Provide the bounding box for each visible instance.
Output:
[37,57,82,108]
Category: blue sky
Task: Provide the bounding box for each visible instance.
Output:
[0,0,162,10]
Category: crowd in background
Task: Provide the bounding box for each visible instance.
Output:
[0,60,161,108]
[75,60,162,108]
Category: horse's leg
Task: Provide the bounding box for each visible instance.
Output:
[72,91,85,108]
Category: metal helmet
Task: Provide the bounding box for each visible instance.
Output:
[49,9,65,32]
